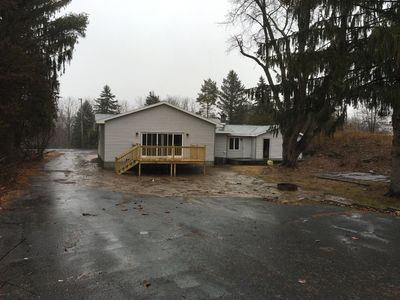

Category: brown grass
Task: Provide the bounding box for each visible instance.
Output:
[0,151,62,206]
[231,128,399,211]
[307,128,392,175]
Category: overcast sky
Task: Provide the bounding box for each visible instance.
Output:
[59,0,263,107]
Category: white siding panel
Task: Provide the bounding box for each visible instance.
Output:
[226,137,243,158]
[256,132,283,160]
[104,105,215,163]
[242,137,252,158]
[98,124,105,160]
[226,137,254,159]
[215,134,227,158]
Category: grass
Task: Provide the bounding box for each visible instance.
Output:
[232,164,400,211]
[0,151,61,206]
[230,128,399,212]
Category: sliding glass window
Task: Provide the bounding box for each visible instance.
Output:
[142,133,183,156]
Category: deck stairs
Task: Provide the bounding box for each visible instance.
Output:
[115,145,140,175]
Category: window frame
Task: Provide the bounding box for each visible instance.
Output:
[141,132,183,156]
[229,137,240,150]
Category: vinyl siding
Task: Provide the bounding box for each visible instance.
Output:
[215,134,227,158]
[98,124,105,160]
[256,132,283,160]
[226,137,252,159]
[103,105,215,163]
[242,137,253,158]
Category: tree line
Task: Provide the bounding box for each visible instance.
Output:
[50,85,124,149]
[195,71,275,125]
[51,86,200,149]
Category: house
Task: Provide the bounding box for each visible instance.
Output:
[96,102,283,175]
[96,102,217,174]
[215,124,283,164]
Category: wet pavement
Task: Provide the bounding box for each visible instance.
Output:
[1,150,400,299]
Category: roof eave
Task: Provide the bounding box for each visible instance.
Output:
[101,102,218,126]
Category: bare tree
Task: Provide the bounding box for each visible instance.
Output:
[63,97,78,147]
[359,106,390,133]
[165,95,198,113]
[119,100,131,113]
[227,0,354,166]
[133,96,145,108]
[49,97,78,148]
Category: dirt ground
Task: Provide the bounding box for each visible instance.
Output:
[1,129,399,215]
[64,150,399,214]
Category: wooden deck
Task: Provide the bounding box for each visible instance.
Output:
[115,145,206,176]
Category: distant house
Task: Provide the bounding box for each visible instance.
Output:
[96,102,283,175]
[215,124,283,164]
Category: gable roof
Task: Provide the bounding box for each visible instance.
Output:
[96,102,218,126]
[216,124,274,137]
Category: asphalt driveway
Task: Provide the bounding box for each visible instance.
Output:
[0,150,399,299]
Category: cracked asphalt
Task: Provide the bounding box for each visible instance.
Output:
[0,150,399,299]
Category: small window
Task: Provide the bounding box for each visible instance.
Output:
[229,137,240,150]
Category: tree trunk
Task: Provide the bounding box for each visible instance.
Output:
[388,105,400,197]
[281,132,302,168]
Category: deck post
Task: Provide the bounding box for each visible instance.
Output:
[170,163,173,177]
[138,163,141,177]
[174,164,177,177]
[203,162,206,175]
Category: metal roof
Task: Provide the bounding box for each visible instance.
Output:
[95,114,115,124]
[216,124,273,137]
[95,102,218,126]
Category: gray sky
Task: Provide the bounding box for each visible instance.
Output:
[59,0,262,107]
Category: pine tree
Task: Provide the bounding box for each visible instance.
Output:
[0,0,88,157]
[196,79,219,118]
[247,76,275,125]
[94,85,120,114]
[217,70,247,124]
[71,101,97,149]
[347,1,400,196]
[145,91,160,106]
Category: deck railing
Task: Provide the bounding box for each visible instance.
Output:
[115,145,140,174]
[115,145,206,175]
[140,145,205,162]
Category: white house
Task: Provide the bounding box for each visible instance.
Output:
[215,124,283,164]
[96,102,283,172]
[96,102,217,169]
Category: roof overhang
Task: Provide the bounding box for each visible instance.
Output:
[96,102,218,126]
[215,131,267,137]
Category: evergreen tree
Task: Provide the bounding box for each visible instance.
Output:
[346,1,400,196]
[228,1,355,166]
[247,76,275,125]
[196,79,219,118]
[145,91,160,106]
[94,85,120,114]
[217,70,247,124]
[0,0,88,157]
[71,101,97,149]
